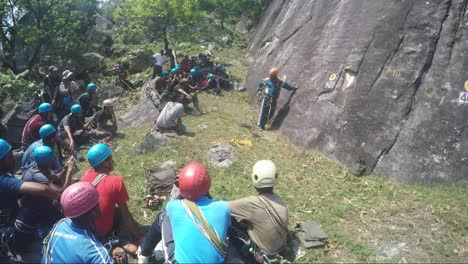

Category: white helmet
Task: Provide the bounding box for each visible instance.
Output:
[103,99,114,107]
[252,160,277,188]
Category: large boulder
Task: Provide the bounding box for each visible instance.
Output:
[2,100,38,148]
[119,79,160,128]
[122,49,152,74]
[246,0,468,184]
[79,52,105,71]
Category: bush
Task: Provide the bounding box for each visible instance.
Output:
[0,70,37,113]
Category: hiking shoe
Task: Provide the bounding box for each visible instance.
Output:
[71,149,85,162]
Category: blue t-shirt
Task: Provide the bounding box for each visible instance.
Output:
[167,197,231,263]
[0,174,23,215]
[41,218,112,264]
[21,140,61,172]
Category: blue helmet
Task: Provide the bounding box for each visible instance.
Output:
[38,103,53,114]
[34,146,55,166]
[161,70,169,76]
[175,64,181,68]
[70,104,83,114]
[208,73,215,79]
[190,69,196,75]
[0,139,12,159]
[39,124,56,139]
[171,68,179,74]
[87,83,97,91]
[87,143,112,167]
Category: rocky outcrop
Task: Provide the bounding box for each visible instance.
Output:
[246,0,468,184]
[119,79,160,128]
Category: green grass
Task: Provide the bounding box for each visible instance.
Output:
[72,21,468,262]
[73,91,468,263]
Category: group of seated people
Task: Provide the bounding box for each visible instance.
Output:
[1,132,289,263]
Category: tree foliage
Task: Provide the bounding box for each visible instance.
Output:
[199,0,269,27]
[0,69,36,111]
[113,0,203,47]
[0,0,98,72]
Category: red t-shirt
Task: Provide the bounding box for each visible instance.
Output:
[81,169,129,237]
[22,114,47,145]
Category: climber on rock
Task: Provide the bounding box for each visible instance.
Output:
[256,68,298,130]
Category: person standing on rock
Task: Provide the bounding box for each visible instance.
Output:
[256,68,298,130]
[228,160,289,262]
[152,49,168,79]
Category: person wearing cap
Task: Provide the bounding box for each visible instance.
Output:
[78,83,100,118]
[21,103,54,148]
[201,73,221,95]
[228,160,288,260]
[152,49,168,79]
[43,65,61,105]
[0,139,60,262]
[154,70,170,96]
[175,78,200,114]
[165,162,231,263]
[41,182,113,263]
[256,68,298,130]
[58,70,80,113]
[22,124,63,172]
[57,104,86,151]
[86,99,118,142]
[14,147,75,249]
[81,143,142,243]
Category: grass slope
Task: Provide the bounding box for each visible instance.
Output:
[75,91,468,263]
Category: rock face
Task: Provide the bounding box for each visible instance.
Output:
[246,0,468,184]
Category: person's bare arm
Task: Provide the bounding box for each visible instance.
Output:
[119,202,142,242]
[48,157,74,192]
[64,125,75,150]
[19,182,60,200]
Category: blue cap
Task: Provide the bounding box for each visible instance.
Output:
[0,139,12,159]
[38,103,53,114]
[39,124,56,139]
[87,143,112,167]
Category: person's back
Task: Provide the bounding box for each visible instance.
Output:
[167,197,230,263]
[41,218,111,263]
[156,102,184,130]
[81,169,128,238]
[229,193,288,254]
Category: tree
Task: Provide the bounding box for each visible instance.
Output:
[0,0,98,73]
[113,0,204,67]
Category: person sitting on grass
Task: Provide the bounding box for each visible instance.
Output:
[14,146,75,251]
[0,139,60,262]
[41,182,113,263]
[78,83,100,118]
[57,104,88,151]
[21,103,54,149]
[175,78,200,114]
[81,143,142,243]
[229,160,289,263]
[86,99,118,143]
[22,124,64,172]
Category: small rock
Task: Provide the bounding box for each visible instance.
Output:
[229,60,242,67]
[197,124,208,129]
[236,85,247,92]
[160,160,177,170]
[208,142,234,168]
[135,127,169,153]
[221,36,229,46]
[376,242,406,263]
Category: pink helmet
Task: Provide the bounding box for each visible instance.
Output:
[178,162,211,201]
[61,182,100,218]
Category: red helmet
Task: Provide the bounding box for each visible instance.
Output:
[61,182,100,218]
[178,162,211,201]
